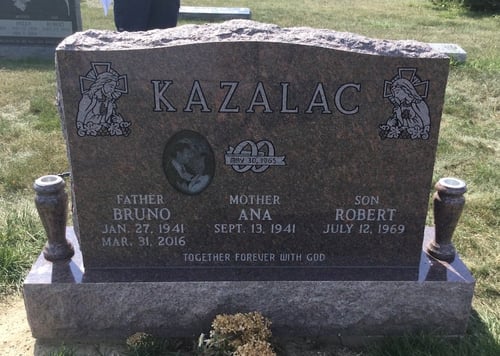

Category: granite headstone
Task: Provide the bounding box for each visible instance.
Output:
[56,21,449,281]
[0,0,81,59]
[24,21,475,342]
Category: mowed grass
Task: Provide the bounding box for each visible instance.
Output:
[1,0,498,354]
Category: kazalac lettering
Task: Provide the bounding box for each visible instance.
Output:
[219,81,240,113]
[151,80,362,115]
[280,82,299,113]
[152,80,177,112]
[184,80,212,112]
[335,83,361,115]
[305,82,332,114]
[246,81,273,113]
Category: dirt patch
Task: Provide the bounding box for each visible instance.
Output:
[0,295,126,355]
[0,296,35,356]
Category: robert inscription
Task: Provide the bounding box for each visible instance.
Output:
[323,195,405,236]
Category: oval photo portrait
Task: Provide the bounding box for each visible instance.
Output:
[163,130,215,195]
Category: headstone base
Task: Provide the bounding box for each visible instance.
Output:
[24,227,474,342]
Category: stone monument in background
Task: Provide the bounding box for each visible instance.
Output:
[0,0,81,59]
[24,20,475,343]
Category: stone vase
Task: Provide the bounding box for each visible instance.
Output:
[34,175,74,261]
[426,177,467,262]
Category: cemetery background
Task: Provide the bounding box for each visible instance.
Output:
[0,0,498,354]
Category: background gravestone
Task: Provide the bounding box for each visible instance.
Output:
[0,0,81,59]
[178,6,252,21]
[24,21,475,342]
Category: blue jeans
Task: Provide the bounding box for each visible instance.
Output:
[114,0,180,31]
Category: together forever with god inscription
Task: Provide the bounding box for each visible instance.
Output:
[56,21,449,281]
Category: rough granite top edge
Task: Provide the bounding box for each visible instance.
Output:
[57,20,446,58]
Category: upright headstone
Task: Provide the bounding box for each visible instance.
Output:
[428,43,467,63]
[57,22,447,281]
[0,0,81,59]
[24,20,475,343]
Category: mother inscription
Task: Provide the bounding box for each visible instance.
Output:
[56,20,449,281]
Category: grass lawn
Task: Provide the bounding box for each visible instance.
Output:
[0,0,498,355]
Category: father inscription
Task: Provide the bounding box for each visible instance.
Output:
[56,21,449,281]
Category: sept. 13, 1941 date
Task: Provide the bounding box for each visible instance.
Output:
[213,223,296,234]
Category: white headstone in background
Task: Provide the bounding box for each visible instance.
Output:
[429,43,467,63]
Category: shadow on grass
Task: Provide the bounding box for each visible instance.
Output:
[461,8,500,18]
[461,309,500,355]
[430,1,499,18]
[367,309,499,356]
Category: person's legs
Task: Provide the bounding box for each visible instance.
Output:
[114,0,152,31]
[147,0,180,30]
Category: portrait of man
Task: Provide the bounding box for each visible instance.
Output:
[163,130,215,195]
